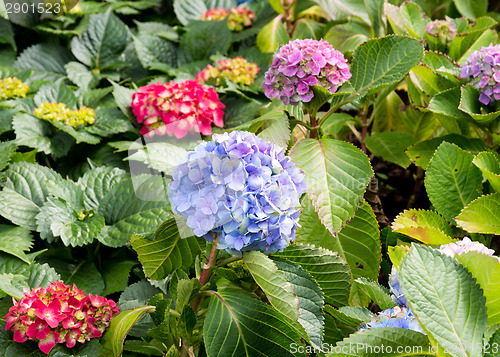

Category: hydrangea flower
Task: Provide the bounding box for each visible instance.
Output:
[168,131,306,254]
[196,57,260,86]
[388,265,407,307]
[200,7,255,32]
[440,237,500,263]
[4,281,119,354]
[263,39,351,105]
[425,19,456,41]
[0,77,29,100]
[131,80,225,138]
[461,44,500,105]
[33,103,96,128]
[360,306,425,333]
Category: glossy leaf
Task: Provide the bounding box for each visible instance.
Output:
[455,193,500,234]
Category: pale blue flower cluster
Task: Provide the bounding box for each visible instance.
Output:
[168,131,306,254]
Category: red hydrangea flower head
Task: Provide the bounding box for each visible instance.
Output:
[131,80,225,138]
[4,281,120,354]
[200,7,255,32]
[196,56,260,86]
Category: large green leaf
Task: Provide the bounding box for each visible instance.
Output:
[425,142,483,221]
[0,141,15,171]
[400,244,487,357]
[391,209,454,245]
[274,244,351,307]
[454,193,500,234]
[34,81,77,109]
[50,260,105,295]
[313,0,370,24]
[0,188,40,230]
[456,252,500,326]
[14,43,73,75]
[428,87,471,120]
[459,84,500,125]
[400,2,426,39]
[326,328,432,356]
[130,219,203,280]
[70,9,128,69]
[354,278,395,310]
[243,251,299,321]
[323,22,370,54]
[473,152,500,192]
[365,131,415,168]
[78,166,128,211]
[101,259,137,296]
[256,16,290,53]
[349,36,424,97]
[273,258,325,349]
[0,225,33,263]
[290,138,373,235]
[453,0,487,20]
[133,33,177,69]
[203,288,306,357]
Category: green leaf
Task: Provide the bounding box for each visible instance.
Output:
[130,219,203,280]
[391,209,455,245]
[364,0,383,37]
[126,141,189,175]
[324,22,370,54]
[203,288,306,357]
[256,16,290,53]
[243,251,300,321]
[101,305,156,357]
[365,131,415,168]
[65,61,99,91]
[292,18,324,40]
[273,258,325,349]
[400,244,487,357]
[257,108,291,149]
[52,260,105,295]
[78,166,128,211]
[133,33,177,69]
[354,278,395,310]
[459,84,500,125]
[349,36,424,97]
[473,152,500,192]
[290,138,373,235]
[178,20,231,64]
[135,20,179,42]
[85,108,133,138]
[14,44,73,76]
[111,81,135,119]
[70,9,128,69]
[274,244,351,307]
[0,225,33,263]
[453,0,487,20]
[409,64,456,97]
[324,305,373,326]
[175,278,201,312]
[173,0,208,25]
[450,28,498,65]
[0,141,16,171]
[0,18,15,50]
[34,81,77,109]
[428,87,470,121]
[456,252,500,326]
[325,328,432,356]
[425,142,483,221]
[455,193,500,234]
[406,134,488,169]
[400,2,427,39]
[101,259,137,296]
[313,0,370,24]
[0,188,40,230]
[0,273,28,298]
[296,198,381,283]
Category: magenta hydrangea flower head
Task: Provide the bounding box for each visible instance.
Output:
[440,237,500,262]
[461,44,500,105]
[263,39,351,105]
[4,281,120,354]
[168,131,306,254]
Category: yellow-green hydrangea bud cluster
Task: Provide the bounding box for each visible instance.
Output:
[196,57,260,86]
[33,102,96,128]
[0,77,29,100]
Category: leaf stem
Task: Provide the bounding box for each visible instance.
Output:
[190,237,219,312]
[309,113,318,138]
[215,255,241,268]
[169,309,181,318]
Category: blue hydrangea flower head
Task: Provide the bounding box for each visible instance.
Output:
[461,44,500,105]
[360,306,425,334]
[389,265,407,307]
[168,131,306,254]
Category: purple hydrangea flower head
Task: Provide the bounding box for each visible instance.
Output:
[262,39,351,105]
[440,237,500,263]
[425,19,456,41]
[360,306,425,334]
[389,265,407,307]
[168,131,306,254]
[461,44,500,105]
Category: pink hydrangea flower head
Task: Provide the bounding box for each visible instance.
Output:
[196,56,260,86]
[200,7,255,32]
[131,81,225,138]
[4,281,120,354]
[440,237,500,262]
[425,19,456,41]
[461,44,500,105]
[263,39,351,105]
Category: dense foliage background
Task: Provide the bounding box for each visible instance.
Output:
[0,0,499,356]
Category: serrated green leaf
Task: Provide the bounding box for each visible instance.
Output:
[455,193,500,234]
[425,142,483,221]
[473,152,500,192]
[409,64,456,98]
[173,0,208,25]
[325,328,432,356]
[365,131,415,168]
[324,22,370,54]
[102,260,137,296]
[0,273,28,298]
[78,166,128,211]
[84,108,133,138]
[428,87,471,120]
[256,16,290,53]
[14,44,73,76]
[292,18,324,40]
[400,2,426,39]
[450,27,498,65]
[0,141,16,171]
[34,81,77,109]
[126,141,189,175]
[243,251,299,321]
[290,138,373,235]
[325,305,373,326]
[203,288,306,357]
[354,278,395,310]
[52,260,104,295]
[400,244,487,357]
[65,61,99,91]
[111,81,135,119]
[0,225,33,263]
[274,244,351,307]
[453,0,487,20]
[273,258,325,349]
[135,20,179,42]
[0,188,40,230]
[134,33,177,69]
[350,36,424,97]
[313,0,370,24]
[130,219,203,280]
[459,84,500,125]
[391,209,454,245]
[175,278,201,312]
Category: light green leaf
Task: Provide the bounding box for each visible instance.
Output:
[0,141,15,171]
[273,258,325,349]
[274,244,351,307]
[78,166,128,211]
[400,2,427,39]
[350,36,424,97]
[354,278,395,310]
[203,288,306,357]
[0,273,28,298]
[425,142,483,221]
[459,84,500,125]
[365,131,415,168]
[409,64,456,97]
[313,0,370,24]
[243,251,300,321]
[400,244,487,357]
[0,225,33,263]
[391,209,455,245]
[256,16,290,53]
[135,21,179,42]
[257,108,290,149]
[290,138,373,236]
[473,152,500,192]
[449,26,498,65]
[65,61,99,91]
[111,81,135,119]
[126,141,189,175]
[133,33,177,69]
[101,306,156,357]
[324,22,370,54]
[292,18,324,40]
[428,87,471,120]
[84,108,134,138]
[130,219,203,280]
[34,81,77,109]
[455,193,500,234]
[0,188,40,230]
[364,0,383,37]
[325,305,373,326]
[453,0,487,20]
[456,252,500,326]
[173,0,208,25]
